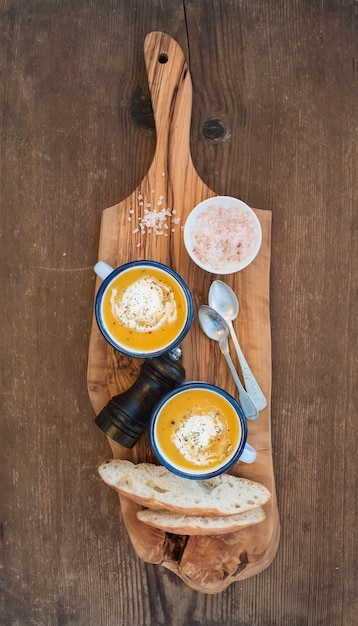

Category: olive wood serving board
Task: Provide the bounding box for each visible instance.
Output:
[87,31,280,594]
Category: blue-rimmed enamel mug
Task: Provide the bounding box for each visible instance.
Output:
[94,260,194,358]
[149,381,257,479]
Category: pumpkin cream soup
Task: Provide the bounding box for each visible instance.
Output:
[101,265,188,354]
[154,388,241,472]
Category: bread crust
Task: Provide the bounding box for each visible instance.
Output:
[136,507,266,535]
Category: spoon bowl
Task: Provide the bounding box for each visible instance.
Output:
[197,305,230,342]
[208,280,267,411]
[198,306,259,421]
[209,281,239,320]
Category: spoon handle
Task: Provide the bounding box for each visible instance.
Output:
[228,324,267,411]
[219,339,259,421]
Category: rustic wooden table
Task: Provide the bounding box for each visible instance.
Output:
[1,1,357,625]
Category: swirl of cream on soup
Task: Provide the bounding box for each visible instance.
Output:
[110,275,177,332]
[172,411,231,466]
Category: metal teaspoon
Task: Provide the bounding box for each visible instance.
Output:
[208,280,267,411]
[197,305,259,421]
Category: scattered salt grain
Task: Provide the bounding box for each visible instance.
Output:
[138,208,173,234]
[129,194,181,239]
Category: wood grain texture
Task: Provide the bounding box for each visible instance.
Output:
[87,32,279,593]
[1,0,357,624]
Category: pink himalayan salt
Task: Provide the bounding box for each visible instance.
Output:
[189,205,258,271]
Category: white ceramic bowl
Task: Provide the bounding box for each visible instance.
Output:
[183,196,262,274]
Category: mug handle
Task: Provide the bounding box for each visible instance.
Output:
[94,261,113,281]
[239,442,257,464]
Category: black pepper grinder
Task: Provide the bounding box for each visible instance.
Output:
[95,347,185,448]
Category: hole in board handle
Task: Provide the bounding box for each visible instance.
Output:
[158,53,169,64]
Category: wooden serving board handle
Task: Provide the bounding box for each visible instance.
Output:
[87,31,280,594]
[139,31,216,270]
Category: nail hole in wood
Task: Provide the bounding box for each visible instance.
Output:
[158,53,168,64]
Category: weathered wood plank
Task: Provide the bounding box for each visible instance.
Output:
[1,0,357,624]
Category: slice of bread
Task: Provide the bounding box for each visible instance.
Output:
[98,459,271,516]
[136,506,266,535]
